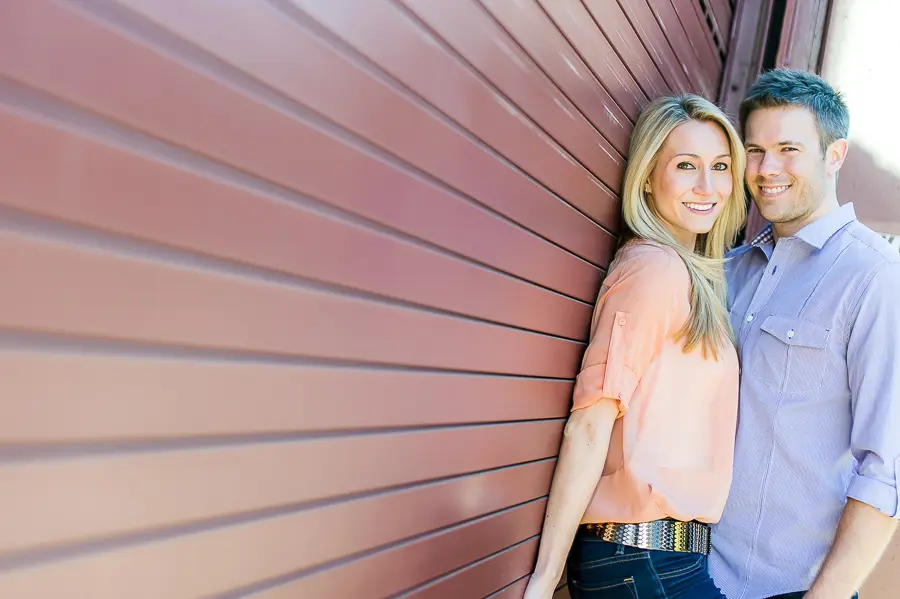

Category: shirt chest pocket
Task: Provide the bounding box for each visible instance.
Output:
[750,315,831,393]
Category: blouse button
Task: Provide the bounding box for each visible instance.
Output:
[618,317,627,326]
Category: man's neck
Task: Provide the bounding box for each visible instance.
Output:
[772,197,840,241]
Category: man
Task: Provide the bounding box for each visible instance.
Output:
[710,68,900,599]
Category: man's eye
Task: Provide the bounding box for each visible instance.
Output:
[677,162,696,170]
[712,162,729,171]
[746,148,763,154]
[783,147,799,152]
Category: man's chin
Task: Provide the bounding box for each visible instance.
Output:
[752,198,792,224]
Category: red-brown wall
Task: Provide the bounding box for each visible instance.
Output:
[0,1,730,596]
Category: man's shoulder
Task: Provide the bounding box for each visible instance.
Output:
[837,222,900,310]
[842,221,900,267]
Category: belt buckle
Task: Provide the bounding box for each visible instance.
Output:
[582,520,709,555]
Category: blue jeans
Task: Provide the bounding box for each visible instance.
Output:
[567,535,725,598]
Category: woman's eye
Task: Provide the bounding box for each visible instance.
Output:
[712,162,729,171]
[783,147,799,152]
[746,148,763,154]
[676,162,696,170]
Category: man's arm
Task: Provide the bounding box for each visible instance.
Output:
[807,261,900,598]
[804,499,898,599]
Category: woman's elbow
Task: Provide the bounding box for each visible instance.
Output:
[564,398,619,444]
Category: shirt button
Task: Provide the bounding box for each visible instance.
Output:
[618,317,627,326]
[746,313,755,323]
[787,329,795,339]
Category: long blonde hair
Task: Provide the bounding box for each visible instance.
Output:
[622,95,747,358]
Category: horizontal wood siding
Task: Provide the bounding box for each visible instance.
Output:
[0,1,728,597]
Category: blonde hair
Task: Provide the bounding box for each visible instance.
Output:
[622,94,747,358]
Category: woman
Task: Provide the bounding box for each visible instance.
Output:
[523,95,746,599]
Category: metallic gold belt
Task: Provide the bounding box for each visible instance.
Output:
[579,519,711,555]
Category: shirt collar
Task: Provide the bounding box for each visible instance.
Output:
[750,202,857,250]
[794,203,857,249]
[749,225,774,248]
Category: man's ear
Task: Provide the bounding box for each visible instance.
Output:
[826,138,849,177]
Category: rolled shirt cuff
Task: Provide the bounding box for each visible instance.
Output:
[847,469,899,518]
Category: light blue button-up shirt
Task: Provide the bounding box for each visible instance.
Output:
[710,203,900,598]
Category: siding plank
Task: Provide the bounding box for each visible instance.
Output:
[0,108,593,338]
[400,538,538,599]
[477,0,633,165]
[616,0,696,93]
[487,576,530,599]
[536,0,649,114]
[0,352,571,443]
[581,0,673,98]
[394,0,622,226]
[0,1,611,283]
[707,0,733,42]
[0,0,736,594]
[249,502,544,599]
[292,0,624,195]
[677,0,725,64]
[0,421,562,555]
[0,233,584,376]
[107,0,622,243]
[0,499,546,599]
[646,0,719,96]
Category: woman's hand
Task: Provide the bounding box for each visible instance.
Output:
[522,573,556,599]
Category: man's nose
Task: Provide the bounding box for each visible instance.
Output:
[758,151,781,177]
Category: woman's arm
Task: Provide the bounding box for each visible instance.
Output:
[523,245,684,598]
[523,397,619,599]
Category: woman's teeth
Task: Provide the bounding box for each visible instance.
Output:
[684,202,714,212]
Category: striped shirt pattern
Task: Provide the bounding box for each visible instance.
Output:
[710,203,900,598]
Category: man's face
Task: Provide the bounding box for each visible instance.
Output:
[744,107,830,231]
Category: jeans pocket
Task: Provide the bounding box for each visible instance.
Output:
[569,577,639,599]
[650,553,705,580]
[568,552,649,598]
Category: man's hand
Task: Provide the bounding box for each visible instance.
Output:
[803,499,898,599]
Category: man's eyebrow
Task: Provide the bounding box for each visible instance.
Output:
[744,141,806,147]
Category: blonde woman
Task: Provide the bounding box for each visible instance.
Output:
[523,95,747,599]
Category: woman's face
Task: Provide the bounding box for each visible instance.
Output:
[647,119,733,247]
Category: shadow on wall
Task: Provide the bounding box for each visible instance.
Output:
[852,127,900,599]
[838,144,900,237]
[834,145,900,597]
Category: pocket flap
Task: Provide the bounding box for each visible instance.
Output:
[759,315,830,348]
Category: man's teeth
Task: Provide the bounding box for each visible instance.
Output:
[684,203,714,212]
[761,185,790,194]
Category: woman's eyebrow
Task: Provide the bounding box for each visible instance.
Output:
[672,153,731,159]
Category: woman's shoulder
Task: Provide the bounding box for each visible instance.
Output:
[609,239,690,287]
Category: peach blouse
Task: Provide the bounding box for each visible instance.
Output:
[573,240,739,525]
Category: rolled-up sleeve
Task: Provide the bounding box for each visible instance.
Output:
[847,261,900,518]
[571,248,686,416]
